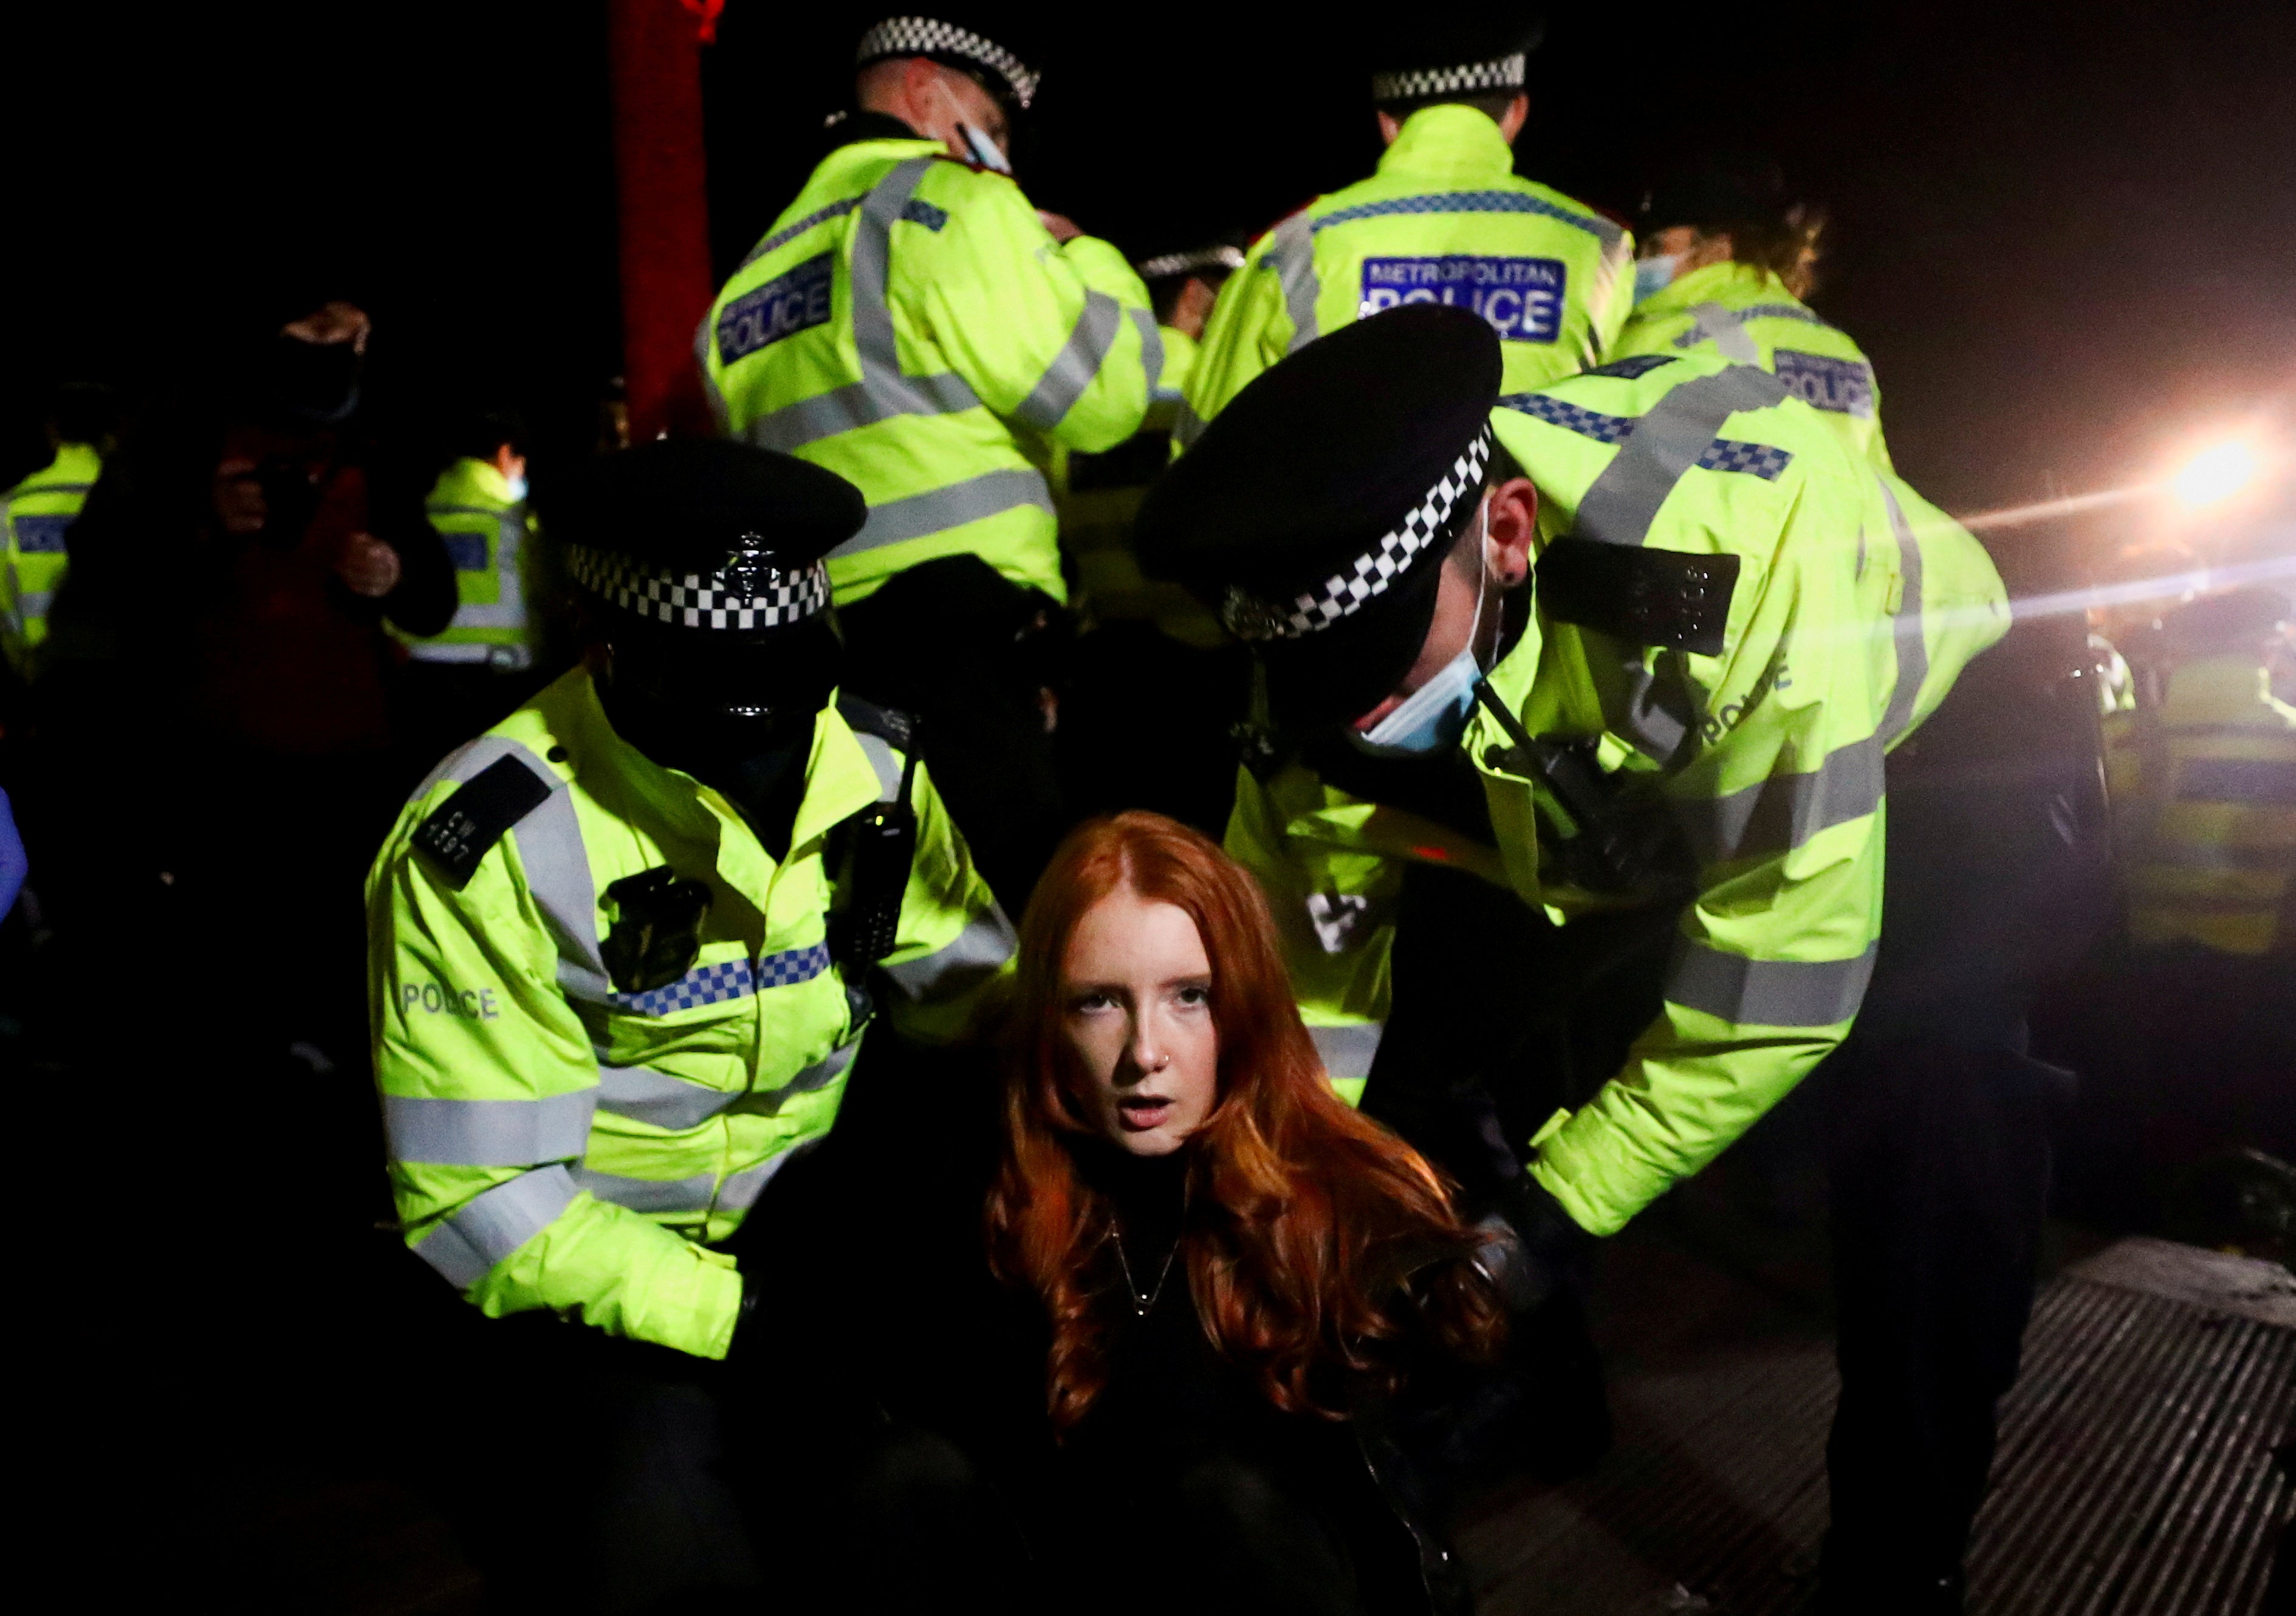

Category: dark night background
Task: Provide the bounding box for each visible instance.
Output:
[2,1,2292,589]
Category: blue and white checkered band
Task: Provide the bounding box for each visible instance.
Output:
[1219,425,1494,644]
[856,16,1040,109]
[1370,52,1529,104]
[564,537,831,631]
[1134,245,1247,281]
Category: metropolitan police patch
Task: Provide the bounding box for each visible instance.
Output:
[1359,256,1565,343]
[716,252,835,366]
[1773,349,1876,418]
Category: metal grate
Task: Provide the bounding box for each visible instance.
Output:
[1462,1241,2294,1615]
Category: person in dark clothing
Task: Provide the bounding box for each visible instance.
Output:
[983,811,1509,1615]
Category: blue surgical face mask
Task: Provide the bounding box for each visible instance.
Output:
[1349,512,1492,758]
[504,472,529,503]
[959,121,1012,173]
[1633,252,1682,304]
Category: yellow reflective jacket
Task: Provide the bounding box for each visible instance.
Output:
[2105,653,2296,956]
[2,441,102,675]
[1228,354,2008,1234]
[392,457,539,669]
[700,128,1159,607]
[367,669,1013,1358]
[1182,106,1633,447]
[1612,261,1894,473]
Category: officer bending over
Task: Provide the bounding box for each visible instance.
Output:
[1137,306,2010,1485]
[700,11,1160,907]
[1620,154,1895,473]
[367,439,1016,1611]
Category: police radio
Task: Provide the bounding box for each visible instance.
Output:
[829,724,921,974]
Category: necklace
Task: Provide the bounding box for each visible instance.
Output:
[1112,1228,1180,1318]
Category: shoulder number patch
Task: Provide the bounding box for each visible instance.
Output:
[1537,538,1741,659]
[413,754,555,890]
[1360,256,1566,342]
[716,251,836,366]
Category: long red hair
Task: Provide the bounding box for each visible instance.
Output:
[985,811,1503,1434]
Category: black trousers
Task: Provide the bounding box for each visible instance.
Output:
[1817,1032,2060,1613]
[836,554,1067,913]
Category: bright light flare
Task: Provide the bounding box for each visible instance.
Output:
[2169,440,2261,508]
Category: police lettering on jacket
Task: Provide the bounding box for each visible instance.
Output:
[1359,255,1566,343]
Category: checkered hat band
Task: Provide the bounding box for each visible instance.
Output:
[1222,427,1493,643]
[1134,246,1247,280]
[856,16,1039,108]
[564,543,830,631]
[1370,52,1528,103]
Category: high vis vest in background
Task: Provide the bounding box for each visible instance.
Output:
[1182,106,1634,448]
[700,129,1160,608]
[1,441,101,675]
[1227,354,2007,1234]
[396,457,538,669]
[2106,653,2296,956]
[368,669,1015,1359]
[1051,324,1226,645]
[1614,261,1894,473]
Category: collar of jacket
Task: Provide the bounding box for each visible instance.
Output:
[549,667,888,878]
[827,109,932,154]
[1377,103,1516,186]
[1635,259,1792,321]
[431,455,515,509]
[7,440,103,499]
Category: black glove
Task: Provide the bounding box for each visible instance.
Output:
[1474,1175,1595,1315]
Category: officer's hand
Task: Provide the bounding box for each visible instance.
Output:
[213,457,268,537]
[1037,210,1081,244]
[1476,1177,1595,1315]
[336,531,402,597]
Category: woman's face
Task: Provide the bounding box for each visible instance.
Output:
[1060,887,1219,1157]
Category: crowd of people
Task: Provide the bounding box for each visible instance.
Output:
[1,10,2289,1616]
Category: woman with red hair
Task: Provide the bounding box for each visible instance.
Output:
[985,810,1506,1614]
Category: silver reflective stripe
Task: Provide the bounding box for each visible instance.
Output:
[1666,939,1877,1027]
[503,761,611,1004]
[1131,308,1167,403]
[1574,366,1791,549]
[413,1164,580,1290]
[385,1090,598,1166]
[830,467,1053,559]
[18,588,53,619]
[406,641,498,665]
[696,305,732,431]
[1688,302,1760,363]
[730,1036,863,1117]
[570,1166,718,1214]
[747,371,982,452]
[718,1138,821,1213]
[1309,1022,1385,1082]
[1012,289,1125,431]
[1173,398,1208,449]
[852,733,903,800]
[883,908,1018,1000]
[1877,481,1929,746]
[596,1064,739,1132]
[1270,213,1321,354]
[1588,655,1699,765]
[1684,733,1886,866]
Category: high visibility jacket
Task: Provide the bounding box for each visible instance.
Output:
[2105,653,2296,955]
[1228,354,2009,1234]
[367,669,1014,1358]
[700,129,1160,608]
[1052,325,1225,644]
[1,441,101,675]
[1182,106,1633,447]
[393,458,538,669]
[1612,261,1894,473]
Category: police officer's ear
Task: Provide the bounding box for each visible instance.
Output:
[1485,476,1537,588]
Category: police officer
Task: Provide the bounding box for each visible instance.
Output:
[391,411,549,768]
[1136,308,2015,1501]
[368,438,1016,1609]
[1,382,113,681]
[1620,156,1895,473]
[699,11,1161,907]
[1181,16,1633,447]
